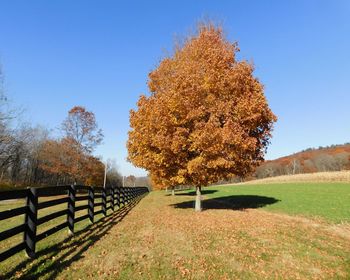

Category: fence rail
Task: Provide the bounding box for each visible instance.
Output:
[0,185,148,262]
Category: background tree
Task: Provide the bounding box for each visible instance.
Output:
[124,175,136,187]
[105,159,122,187]
[84,155,105,186]
[128,23,277,211]
[0,67,108,188]
[39,137,105,186]
[39,138,83,184]
[134,176,151,188]
[62,106,103,153]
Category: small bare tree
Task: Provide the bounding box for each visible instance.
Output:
[62,106,103,153]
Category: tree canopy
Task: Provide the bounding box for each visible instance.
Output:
[62,106,103,153]
[128,23,277,203]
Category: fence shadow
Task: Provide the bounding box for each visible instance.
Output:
[171,195,279,210]
[1,194,146,280]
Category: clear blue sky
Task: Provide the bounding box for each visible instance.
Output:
[1,0,349,176]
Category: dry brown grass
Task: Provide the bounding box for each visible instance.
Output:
[239,170,350,185]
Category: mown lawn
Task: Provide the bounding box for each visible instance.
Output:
[196,182,350,223]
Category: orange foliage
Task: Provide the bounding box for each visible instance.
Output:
[84,155,104,186]
[39,137,104,185]
[128,23,277,189]
[256,144,350,178]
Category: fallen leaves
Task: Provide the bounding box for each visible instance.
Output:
[52,191,350,280]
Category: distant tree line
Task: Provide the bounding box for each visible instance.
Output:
[0,67,122,189]
[253,144,350,179]
[122,175,150,188]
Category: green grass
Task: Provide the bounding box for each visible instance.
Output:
[198,182,350,223]
[0,195,113,277]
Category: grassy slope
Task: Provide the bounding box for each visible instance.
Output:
[242,170,350,184]
[203,183,350,223]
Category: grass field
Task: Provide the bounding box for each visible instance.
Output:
[239,170,350,184]
[195,182,350,223]
[1,182,350,279]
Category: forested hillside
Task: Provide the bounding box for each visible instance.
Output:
[254,144,350,179]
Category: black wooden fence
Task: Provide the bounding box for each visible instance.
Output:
[0,185,148,262]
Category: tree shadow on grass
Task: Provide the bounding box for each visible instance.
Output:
[171,195,280,210]
[1,194,147,280]
[166,190,218,196]
[176,190,218,196]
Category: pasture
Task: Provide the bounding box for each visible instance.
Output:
[195,182,350,223]
[1,181,349,279]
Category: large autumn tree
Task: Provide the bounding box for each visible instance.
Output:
[128,23,277,211]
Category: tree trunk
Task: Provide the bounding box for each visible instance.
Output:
[195,186,202,212]
[171,188,175,196]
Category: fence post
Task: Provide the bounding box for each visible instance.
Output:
[24,187,38,258]
[68,184,76,235]
[111,187,115,211]
[102,187,107,217]
[121,187,125,206]
[88,186,94,223]
[121,187,124,206]
[116,187,120,208]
